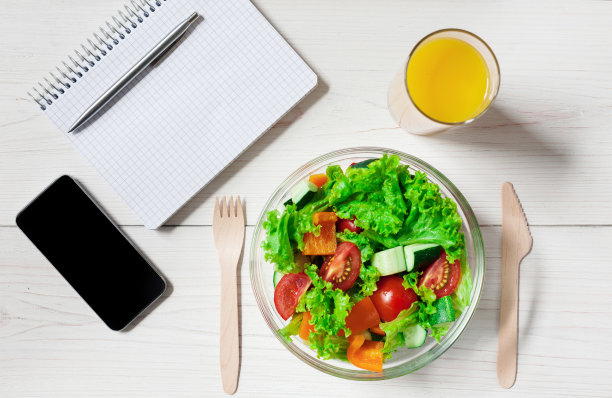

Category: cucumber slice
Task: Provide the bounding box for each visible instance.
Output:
[350,159,377,169]
[404,243,442,272]
[273,271,285,287]
[403,324,427,348]
[428,296,456,327]
[371,246,406,276]
[290,180,318,210]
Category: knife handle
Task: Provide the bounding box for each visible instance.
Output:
[497,249,519,389]
[498,182,522,388]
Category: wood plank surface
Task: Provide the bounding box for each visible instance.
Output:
[1,0,611,227]
[1,226,611,397]
[2,0,612,396]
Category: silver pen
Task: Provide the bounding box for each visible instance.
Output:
[68,12,200,133]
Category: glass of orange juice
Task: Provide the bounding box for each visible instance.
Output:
[388,29,500,135]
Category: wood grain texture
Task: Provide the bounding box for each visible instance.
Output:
[1,0,612,396]
[498,183,533,389]
[1,0,612,227]
[213,197,245,395]
[1,226,612,397]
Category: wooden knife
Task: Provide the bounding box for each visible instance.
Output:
[497,182,533,389]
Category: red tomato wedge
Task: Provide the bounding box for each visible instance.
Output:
[274,272,312,320]
[347,334,384,372]
[344,297,380,334]
[371,275,418,322]
[319,242,362,291]
[418,251,461,298]
[308,173,328,188]
[336,218,363,234]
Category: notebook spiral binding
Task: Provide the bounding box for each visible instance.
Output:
[28,0,166,111]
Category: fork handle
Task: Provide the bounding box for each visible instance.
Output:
[220,265,239,394]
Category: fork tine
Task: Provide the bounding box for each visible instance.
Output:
[236,196,243,220]
[221,196,227,218]
[214,196,220,218]
[227,196,234,217]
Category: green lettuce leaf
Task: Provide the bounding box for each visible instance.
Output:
[406,276,437,328]
[327,155,408,237]
[325,165,354,204]
[451,262,473,316]
[307,333,350,361]
[294,197,328,241]
[262,206,298,273]
[279,312,303,342]
[430,325,451,342]
[337,231,379,302]
[379,303,419,356]
[337,231,374,262]
[402,271,437,306]
[360,229,399,251]
[396,169,465,264]
[402,271,420,291]
[300,264,354,359]
[402,271,462,342]
[349,264,379,303]
[262,197,327,273]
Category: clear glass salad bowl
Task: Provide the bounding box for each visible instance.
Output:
[250,147,485,380]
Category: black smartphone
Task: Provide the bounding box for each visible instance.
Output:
[16,175,167,330]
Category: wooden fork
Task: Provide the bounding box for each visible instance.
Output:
[212,196,245,395]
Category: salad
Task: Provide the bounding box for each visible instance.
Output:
[262,155,473,372]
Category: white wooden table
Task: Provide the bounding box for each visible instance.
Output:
[2,0,612,396]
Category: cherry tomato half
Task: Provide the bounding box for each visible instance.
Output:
[371,275,418,322]
[274,272,312,320]
[418,250,461,298]
[336,218,363,234]
[319,242,362,291]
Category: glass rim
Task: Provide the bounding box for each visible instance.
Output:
[249,147,486,380]
[403,28,501,126]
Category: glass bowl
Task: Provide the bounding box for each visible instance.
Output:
[250,147,485,380]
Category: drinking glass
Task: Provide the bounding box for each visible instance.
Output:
[388,29,500,135]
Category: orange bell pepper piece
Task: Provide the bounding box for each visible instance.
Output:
[347,334,384,372]
[312,212,338,225]
[299,312,315,340]
[369,326,386,336]
[344,297,381,334]
[308,173,328,188]
[302,212,338,255]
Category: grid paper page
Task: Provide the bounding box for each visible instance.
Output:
[42,0,317,228]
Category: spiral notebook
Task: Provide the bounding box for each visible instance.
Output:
[29,0,317,229]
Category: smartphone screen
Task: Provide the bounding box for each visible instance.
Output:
[16,175,166,330]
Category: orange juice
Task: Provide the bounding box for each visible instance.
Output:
[406,37,490,124]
